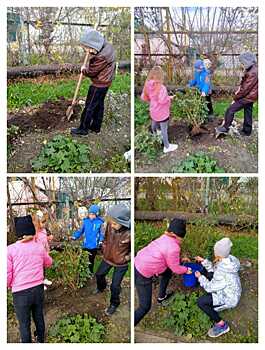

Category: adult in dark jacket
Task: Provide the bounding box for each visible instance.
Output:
[71,28,116,136]
[95,204,131,316]
[216,52,258,136]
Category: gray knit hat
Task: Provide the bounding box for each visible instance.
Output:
[214,237,233,258]
[239,52,257,69]
[80,28,104,52]
[107,204,131,229]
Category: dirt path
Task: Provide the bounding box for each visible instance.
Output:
[7,276,130,343]
[135,118,258,173]
[7,94,130,173]
[134,261,258,343]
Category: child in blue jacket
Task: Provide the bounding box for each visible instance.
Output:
[71,204,104,273]
[189,59,213,117]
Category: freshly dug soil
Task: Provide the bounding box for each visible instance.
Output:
[7,97,81,133]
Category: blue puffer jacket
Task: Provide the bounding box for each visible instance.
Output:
[72,217,104,249]
[189,67,212,95]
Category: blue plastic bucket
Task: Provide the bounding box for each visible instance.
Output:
[183,262,203,287]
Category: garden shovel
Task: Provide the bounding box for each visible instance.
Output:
[66,52,90,120]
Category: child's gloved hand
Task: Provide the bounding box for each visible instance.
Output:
[195,256,204,263]
[195,271,201,278]
[186,267,192,274]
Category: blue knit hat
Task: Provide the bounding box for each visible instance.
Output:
[80,28,104,52]
[194,59,204,69]
[88,204,100,216]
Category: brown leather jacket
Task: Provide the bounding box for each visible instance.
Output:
[82,41,116,88]
[102,224,130,267]
[234,64,258,102]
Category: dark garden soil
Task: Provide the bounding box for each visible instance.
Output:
[135,117,258,173]
[135,260,258,343]
[7,276,131,343]
[7,95,130,173]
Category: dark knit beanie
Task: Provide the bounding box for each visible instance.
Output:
[14,215,36,238]
[167,218,186,238]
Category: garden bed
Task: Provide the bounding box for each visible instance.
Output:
[135,117,258,173]
[7,74,131,173]
[134,221,258,343]
[7,275,131,343]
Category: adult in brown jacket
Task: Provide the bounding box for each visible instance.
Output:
[71,29,115,136]
[216,52,258,136]
[95,204,131,316]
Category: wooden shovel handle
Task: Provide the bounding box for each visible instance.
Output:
[71,52,90,106]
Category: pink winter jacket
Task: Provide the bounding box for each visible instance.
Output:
[134,234,188,278]
[141,80,171,122]
[7,240,53,293]
[35,228,49,252]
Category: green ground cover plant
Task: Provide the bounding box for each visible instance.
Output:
[48,314,105,343]
[172,152,224,173]
[31,135,92,173]
[135,128,162,160]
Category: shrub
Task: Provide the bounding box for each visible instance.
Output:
[48,314,105,343]
[135,221,165,252]
[135,128,162,160]
[31,135,92,173]
[163,292,212,337]
[135,98,149,126]
[46,245,91,290]
[172,152,224,173]
[171,89,208,130]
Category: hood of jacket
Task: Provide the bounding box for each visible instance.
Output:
[216,255,240,274]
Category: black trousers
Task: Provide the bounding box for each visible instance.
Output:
[223,99,253,135]
[79,85,109,133]
[13,284,45,343]
[95,260,128,307]
[205,95,213,115]
[134,267,173,326]
[197,269,222,322]
[83,248,98,273]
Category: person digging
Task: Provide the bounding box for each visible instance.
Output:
[95,204,131,316]
[71,28,115,136]
[216,52,258,137]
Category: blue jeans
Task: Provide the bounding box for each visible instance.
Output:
[13,284,45,343]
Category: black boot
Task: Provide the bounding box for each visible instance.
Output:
[71,128,88,136]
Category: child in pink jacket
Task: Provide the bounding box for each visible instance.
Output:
[134,218,192,326]
[141,66,178,154]
[7,215,52,343]
[34,210,53,289]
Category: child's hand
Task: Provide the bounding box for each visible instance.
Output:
[195,256,204,263]
[195,271,201,278]
[201,92,206,97]
[81,65,87,73]
[186,267,192,274]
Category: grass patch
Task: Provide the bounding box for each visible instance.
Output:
[214,99,258,120]
[7,73,130,110]
[135,221,258,260]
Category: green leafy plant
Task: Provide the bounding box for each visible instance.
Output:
[163,292,212,337]
[46,245,91,290]
[135,98,149,126]
[173,152,224,173]
[107,153,130,172]
[135,128,162,160]
[31,135,91,173]
[48,314,105,343]
[171,89,208,133]
[135,222,164,252]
